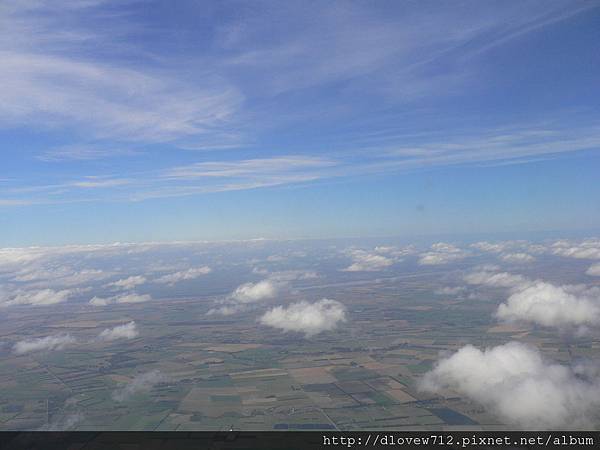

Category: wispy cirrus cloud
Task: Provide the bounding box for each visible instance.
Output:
[1,0,599,211]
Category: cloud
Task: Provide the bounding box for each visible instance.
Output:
[38,145,138,162]
[230,280,278,303]
[465,267,600,331]
[97,321,138,341]
[464,269,530,289]
[499,252,535,264]
[89,296,110,306]
[551,239,600,260]
[0,288,73,307]
[89,292,151,306]
[586,263,600,277]
[1,1,242,146]
[255,269,319,282]
[343,250,394,272]
[471,241,509,253]
[112,370,167,402]
[155,266,211,285]
[420,342,600,429]
[13,334,76,355]
[14,268,107,287]
[418,242,468,265]
[260,299,347,337]
[497,282,600,330]
[108,276,147,289]
[206,279,279,316]
[3,2,600,207]
[43,412,84,431]
[434,286,467,296]
[206,305,241,316]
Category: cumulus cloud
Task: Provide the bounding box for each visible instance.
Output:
[497,282,600,330]
[97,321,138,341]
[464,269,530,290]
[499,252,535,264]
[89,292,152,306]
[470,241,508,253]
[108,275,147,289]
[89,296,110,306]
[418,242,468,266]
[551,239,600,260]
[13,334,76,355]
[112,370,167,402]
[0,288,73,307]
[230,280,278,303]
[260,299,347,337]
[13,267,107,286]
[154,266,211,285]
[343,250,394,272]
[206,279,279,316]
[420,342,600,429]
[586,263,600,277]
[464,267,600,331]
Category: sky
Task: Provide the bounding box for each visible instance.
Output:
[1,0,600,246]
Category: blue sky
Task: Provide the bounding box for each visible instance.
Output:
[1,0,599,246]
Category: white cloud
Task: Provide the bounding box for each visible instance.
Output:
[551,239,600,260]
[43,412,84,431]
[471,241,508,253]
[464,270,530,290]
[585,263,600,277]
[418,242,468,265]
[14,334,76,355]
[14,268,107,287]
[89,296,110,306]
[98,321,138,341]
[0,288,72,307]
[343,250,394,272]
[89,292,152,306]
[206,305,242,316]
[115,292,152,304]
[108,276,147,290]
[260,299,347,337]
[206,279,279,316]
[420,342,600,429]
[112,370,167,402]
[155,266,211,285]
[499,252,535,264]
[497,282,600,330]
[255,269,319,282]
[230,280,278,303]
[434,286,467,296]
[465,267,600,331]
